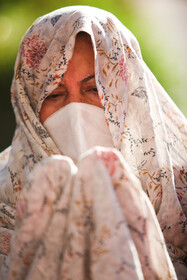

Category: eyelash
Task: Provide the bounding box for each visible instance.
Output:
[85,88,98,94]
[47,88,98,100]
[47,93,66,99]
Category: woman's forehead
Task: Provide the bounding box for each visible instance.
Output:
[12,5,130,122]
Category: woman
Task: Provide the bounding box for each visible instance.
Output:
[0,5,186,279]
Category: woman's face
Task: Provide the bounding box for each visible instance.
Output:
[40,35,102,123]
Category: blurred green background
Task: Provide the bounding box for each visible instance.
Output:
[0,0,186,151]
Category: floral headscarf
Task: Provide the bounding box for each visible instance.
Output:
[0,5,186,279]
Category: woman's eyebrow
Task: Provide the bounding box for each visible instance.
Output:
[80,75,95,84]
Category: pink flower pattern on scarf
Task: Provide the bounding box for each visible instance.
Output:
[119,54,128,82]
[22,31,47,69]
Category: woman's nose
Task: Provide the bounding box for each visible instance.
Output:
[68,89,86,104]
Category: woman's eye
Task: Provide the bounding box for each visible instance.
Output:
[47,92,66,100]
[48,94,59,99]
[86,88,98,94]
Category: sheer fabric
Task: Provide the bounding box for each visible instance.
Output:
[0,5,186,279]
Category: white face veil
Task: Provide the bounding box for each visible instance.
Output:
[0,5,186,278]
[43,103,114,163]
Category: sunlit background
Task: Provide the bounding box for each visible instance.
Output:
[0,0,187,151]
